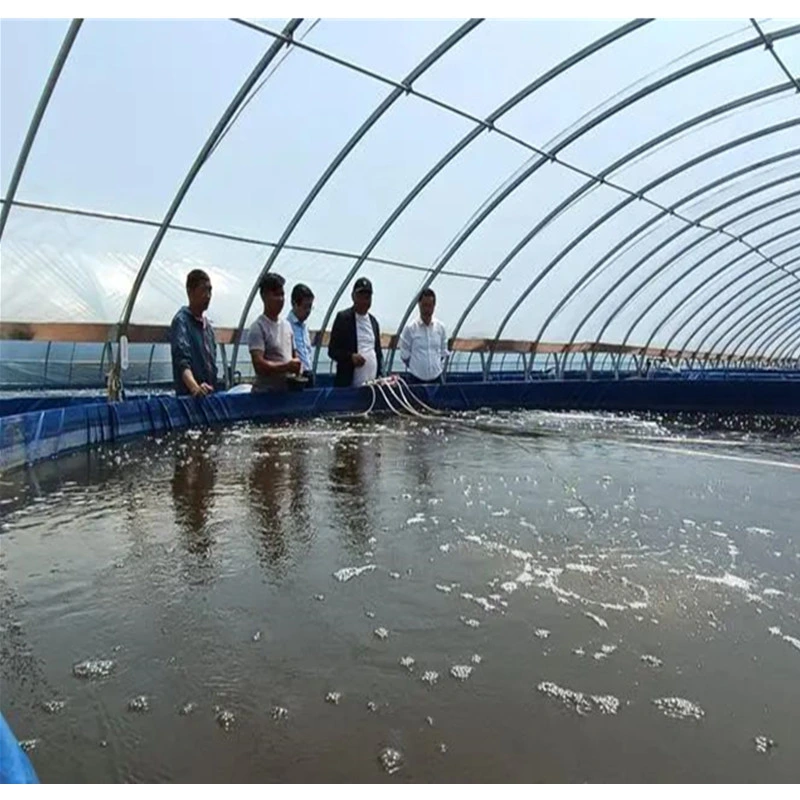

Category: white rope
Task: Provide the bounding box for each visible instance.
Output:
[396,376,443,415]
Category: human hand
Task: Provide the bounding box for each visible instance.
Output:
[287,358,302,375]
[352,353,366,367]
[193,382,214,397]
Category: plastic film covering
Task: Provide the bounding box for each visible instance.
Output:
[2,17,800,383]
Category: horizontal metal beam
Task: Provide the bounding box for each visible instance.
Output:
[229,19,483,378]
[465,83,800,361]
[307,19,650,373]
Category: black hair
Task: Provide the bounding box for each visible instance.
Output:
[418,288,436,303]
[259,273,286,298]
[291,283,314,305]
[186,269,210,292]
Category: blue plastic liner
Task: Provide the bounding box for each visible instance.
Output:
[0,713,38,784]
[1,377,799,471]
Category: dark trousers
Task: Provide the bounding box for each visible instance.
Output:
[405,373,442,386]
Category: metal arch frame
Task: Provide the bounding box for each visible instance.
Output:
[580,179,800,356]
[228,19,484,378]
[114,18,303,347]
[713,253,800,356]
[629,171,800,354]
[769,316,800,361]
[655,223,800,355]
[741,292,800,359]
[453,82,799,361]
[752,306,800,361]
[305,19,651,373]
[488,119,800,377]
[707,253,800,356]
[0,19,83,240]
[675,219,800,359]
[742,297,800,363]
[386,26,800,374]
[622,168,800,350]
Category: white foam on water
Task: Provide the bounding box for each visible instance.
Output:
[771,627,800,652]
[439,544,451,553]
[537,681,620,715]
[461,617,481,628]
[407,514,426,525]
[746,526,774,536]
[19,740,38,753]
[374,627,389,640]
[754,735,776,753]
[435,584,452,593]
[653,697,704,720]
[252,630,262,642]
[464,534,483,545]
[41,700,65,714]
[450,664,473,681]
[461,592,474,600]
[584,612,609,629]
[313,594,325,602]
[72,659,116,679]
[421,670,439,685]
[573,648,586,656]
[566,563,599,574]
[400,656,415,670]
[534,629,551,639]
[471,654,482,665]
[325,692,342,704]
[271,706,289,721]
[762,588,784,597]
[389,572,401,580]
[333,564,376,583]
[682,519,697,528]
[426,716,434,726]
[179,702,196,716]
[378,747,404,775]
[641,654,663,668]
[473,596,496,612]
[695,572,752,592]
[566,507,588,517]
[127,695,149,713]
[500,581,518,594]
[366,701,378,712]
[491,509,510,517]
[215,709,235,730]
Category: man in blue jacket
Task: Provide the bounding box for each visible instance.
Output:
[170,269,219,397]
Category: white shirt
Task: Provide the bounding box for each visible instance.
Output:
[400,316,449,381]
[353,312,378,386]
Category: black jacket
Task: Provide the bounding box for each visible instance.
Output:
[328,307,383,388]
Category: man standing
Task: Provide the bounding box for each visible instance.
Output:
[399,288,449,384]
[247,273,302,392]
[287,283,315,388]
[170,269,218,397]
[328,277,383,388]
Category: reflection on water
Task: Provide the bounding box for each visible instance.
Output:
[0,411,798,782]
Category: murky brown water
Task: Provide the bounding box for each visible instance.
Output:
[1,410,799,782]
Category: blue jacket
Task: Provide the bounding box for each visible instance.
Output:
[170,306,219,395]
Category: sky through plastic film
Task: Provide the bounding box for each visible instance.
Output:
[1,17,799,359]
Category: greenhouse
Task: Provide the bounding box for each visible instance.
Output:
[1,17,799,784]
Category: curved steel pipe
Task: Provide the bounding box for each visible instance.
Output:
[747,307,800,362]
[307,19,650,372]
[585,181,800,352]
[713,254,800,356]
[677,221,800,359]
[620,163,800,350]
[459,85,798,359]
[0,19,83,240]
[769,319,800,362]
[389,28,800,372]
[229,19,485,376]
[657,224,800,355]
[117,18,303,344]
[484,117,800,375]
[709,254,800,356]
[743,301,800,360]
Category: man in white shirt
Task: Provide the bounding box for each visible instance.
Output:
[328,277,383,388]
[247,273,302,392]
[400,288,449,384]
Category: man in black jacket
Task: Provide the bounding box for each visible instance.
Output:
[328,277,383,388]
